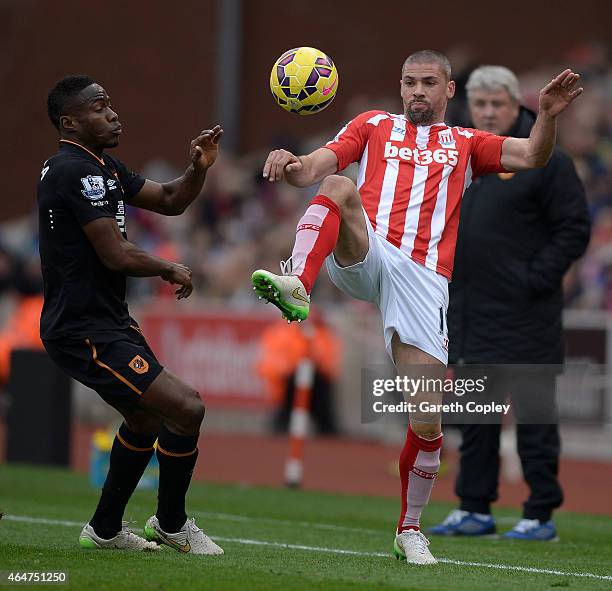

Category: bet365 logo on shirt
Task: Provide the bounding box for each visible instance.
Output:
[384,142,459,166]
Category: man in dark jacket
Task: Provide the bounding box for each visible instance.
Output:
[428,66,590,541]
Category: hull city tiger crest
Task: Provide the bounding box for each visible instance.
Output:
[128,355,149,374]
[80,175,107,200]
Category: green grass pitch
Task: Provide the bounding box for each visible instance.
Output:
[0,464,611,590]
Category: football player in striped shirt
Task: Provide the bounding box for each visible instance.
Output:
[252,50,582,564]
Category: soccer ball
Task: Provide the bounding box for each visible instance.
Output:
[270,47,339,115]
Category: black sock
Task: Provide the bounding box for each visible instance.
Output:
[89,423,156,539]
[156,426,199,533]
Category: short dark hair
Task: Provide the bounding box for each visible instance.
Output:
[47,75,96,131]
[403,50,452,80]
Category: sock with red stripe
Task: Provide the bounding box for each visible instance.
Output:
[90,423,157,539]
[289,195,341,294]
[397,426,442,533]
[156,426,199,533]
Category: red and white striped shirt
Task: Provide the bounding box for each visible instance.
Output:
[323,110,508,279]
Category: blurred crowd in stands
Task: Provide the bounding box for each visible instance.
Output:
[0,41,610,339]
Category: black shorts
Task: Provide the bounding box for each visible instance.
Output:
[43,324,164,410]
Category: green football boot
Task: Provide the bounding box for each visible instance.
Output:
[252,259,310,322]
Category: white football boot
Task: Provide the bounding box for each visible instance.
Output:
[393,529,438,565]
[79,522,160,551]
[144,515,224,555]
[252,257,310,322]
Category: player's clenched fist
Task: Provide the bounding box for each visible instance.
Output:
[263,149,303,182]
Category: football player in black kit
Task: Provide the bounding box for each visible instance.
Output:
[38,75,223,554]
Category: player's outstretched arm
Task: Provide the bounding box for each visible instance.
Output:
[83,217,193,299]
[501,69,583,171]
[130,125,223,215]
[262,147,338,187]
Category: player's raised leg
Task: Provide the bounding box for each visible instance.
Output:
[391,336,443,566]
[138,370,223,555]
[252,175,367,321]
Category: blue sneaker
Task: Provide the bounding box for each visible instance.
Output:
[427,509,496,536]
[503,519,559,541]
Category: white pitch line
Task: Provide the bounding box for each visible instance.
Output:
[193,510,517,531]
[3,514,612,582]
[4,515,82,527]
[3,510,517,536]
[211,535,612,581]
[192,510,383,535]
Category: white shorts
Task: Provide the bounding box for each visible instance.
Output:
[325,214,449,365]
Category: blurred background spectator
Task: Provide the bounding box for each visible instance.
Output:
[0,249,44,385]
[256,308,341,435]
